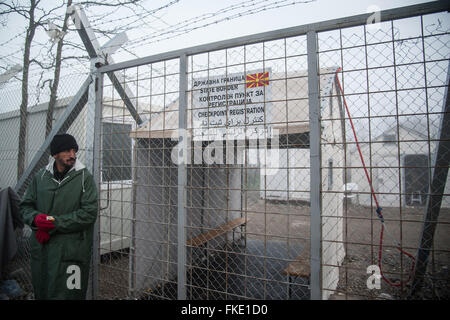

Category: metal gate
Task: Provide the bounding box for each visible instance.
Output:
[91,1,449,300]
[92,2,450,300]
[95,32,333,299]
[6,1,448,301]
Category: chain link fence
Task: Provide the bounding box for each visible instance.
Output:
[0,71,90,299]
[95,4,449,300]
[0,2,448,301]
[317,11,450,299]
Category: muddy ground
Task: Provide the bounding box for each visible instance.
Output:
[245,199,450,300]
[96,198,449,300]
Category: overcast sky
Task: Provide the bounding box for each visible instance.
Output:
[0,0,436,66]
[160,1,430,45]
[0,0,446,123]
[114,0,436,61]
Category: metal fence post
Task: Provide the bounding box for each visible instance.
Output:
[177,54,188,300]
[85,60,98,172]
[86,64,103,300]
[307,30,322,300]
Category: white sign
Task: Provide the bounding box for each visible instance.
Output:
[192,69,272,140]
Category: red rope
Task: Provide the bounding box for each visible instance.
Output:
[334,67,415,287]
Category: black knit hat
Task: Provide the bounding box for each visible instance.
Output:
[50,133,78,156]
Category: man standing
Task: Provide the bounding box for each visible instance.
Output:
[20,133,98,299]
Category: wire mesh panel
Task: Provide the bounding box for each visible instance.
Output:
[94,4,449,301]
[95,35,318,299]
[0,72,92,299]
[184,37,313,300]
[318,11,450,299]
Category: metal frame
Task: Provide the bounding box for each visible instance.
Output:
[93,0,448,300]
[89,68,104,300]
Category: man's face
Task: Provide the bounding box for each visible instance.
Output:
[53,148,77,170]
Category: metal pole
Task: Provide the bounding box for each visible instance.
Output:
[84,61,103,299]
[409,63,450,298]
[307,30,322,300]
[91,67,103,300]
[177,54,188,300]
[97,1,449,74]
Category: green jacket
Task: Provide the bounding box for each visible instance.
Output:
[20,159,98,300]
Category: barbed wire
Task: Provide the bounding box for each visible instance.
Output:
[2,0,447,99]
[0,28,26,48]
[0,0,318,83]
[121,0,317,51]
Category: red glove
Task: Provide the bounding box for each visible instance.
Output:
[35,229,50,244]
[34,214,55,232]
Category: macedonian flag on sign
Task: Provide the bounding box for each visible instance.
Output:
[246,72,269,88]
